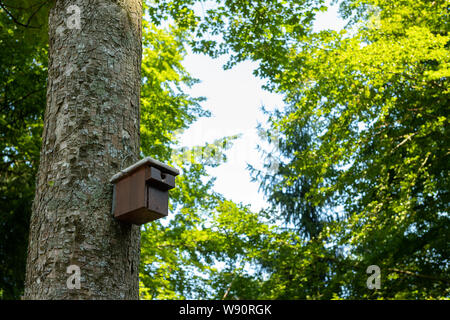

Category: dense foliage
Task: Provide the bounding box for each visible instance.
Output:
[252,0,450,299]
[0,0,48,299]
[143,0,450,299]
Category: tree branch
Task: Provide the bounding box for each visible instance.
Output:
[387,268,450,283]
[0,1,46,29]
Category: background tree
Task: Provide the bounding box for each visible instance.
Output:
[249,0,450,298]
[0,0,48,299]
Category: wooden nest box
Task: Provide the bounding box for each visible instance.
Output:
[110,157,180,225]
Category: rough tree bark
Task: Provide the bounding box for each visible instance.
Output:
[24,0,143,299]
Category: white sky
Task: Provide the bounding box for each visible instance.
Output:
[178,1,345,212]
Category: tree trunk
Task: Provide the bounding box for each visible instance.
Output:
[24,0,142,299]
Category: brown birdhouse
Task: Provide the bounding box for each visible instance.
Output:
[110,157,180,225]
